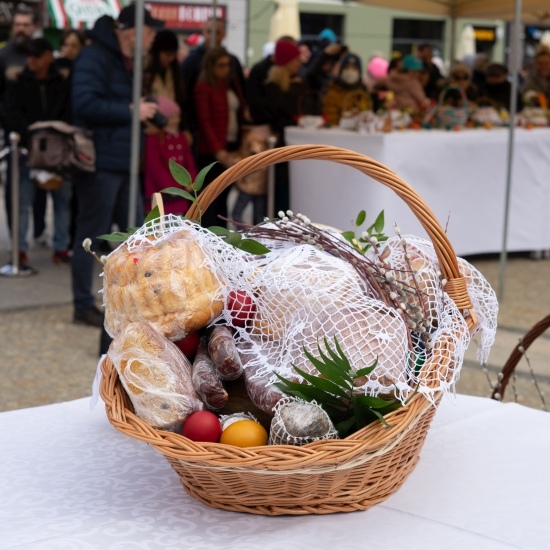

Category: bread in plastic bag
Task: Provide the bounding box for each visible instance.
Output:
[103,228,224,341]
[108,322,203,432]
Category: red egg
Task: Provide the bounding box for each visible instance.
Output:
[174,331,200,360]
[228,290,256,327]
[182,411,222,442]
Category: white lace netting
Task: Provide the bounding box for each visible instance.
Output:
[105,215,498,404]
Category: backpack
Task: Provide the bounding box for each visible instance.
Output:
[27,121,95,173]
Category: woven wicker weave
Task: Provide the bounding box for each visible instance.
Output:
[100,144,476,516]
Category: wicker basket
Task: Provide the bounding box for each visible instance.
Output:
[100,145,477,516]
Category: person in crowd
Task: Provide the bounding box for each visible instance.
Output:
[263,40,306,212]
[302,35,347,96]
[365,56,389,111]
[469,53,490,93]
[298,40,312,67]
[521,47,550,104]
[70,4,162,328]
[181,18,245,135]
[33,29,85,255]
[144,29,190,137]
[416,43,442,100]
[322,53,371,126]
[247,36,296,125]
[194,46,247,228]
[144,95,196,216]
[0,4,39,270]
[447,62,479,103]
[388,55,403,74]
[2,38,72,272]
[480,62,521,110]
[379,54,430,111]
[56,29,85,70]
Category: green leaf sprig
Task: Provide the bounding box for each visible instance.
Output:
[274,336,401,438]
[341,210,388,254]
[97,159,270,255]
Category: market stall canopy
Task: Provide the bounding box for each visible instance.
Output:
[355,0,550,22]
[48,0,126,29]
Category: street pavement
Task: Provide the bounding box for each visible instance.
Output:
[1,183,549,413]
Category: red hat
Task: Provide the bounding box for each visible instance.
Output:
[274,40,300,66]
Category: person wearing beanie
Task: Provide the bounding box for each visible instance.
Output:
[263,38,308,212]
[274,39,301,67]
[247,36,296,124]
[144,95,197,217]
[322,53,373,126]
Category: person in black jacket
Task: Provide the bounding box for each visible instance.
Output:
[247,36,296,125]
[481,62,522,110]
[3,38,72,273]
[70,5,162,328]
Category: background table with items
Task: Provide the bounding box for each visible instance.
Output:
[1,392,549,549]
[285,127,550,257]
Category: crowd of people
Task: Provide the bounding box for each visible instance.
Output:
[1,3,550,336]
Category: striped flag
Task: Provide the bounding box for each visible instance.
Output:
[47,0,127,29]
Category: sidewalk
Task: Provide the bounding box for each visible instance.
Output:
[1,183,549,413]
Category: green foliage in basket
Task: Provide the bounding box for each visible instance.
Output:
[97,160,270,255]
[340,210,388,254]
[274,336,403,438]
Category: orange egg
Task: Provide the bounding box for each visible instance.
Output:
[219,419,268,448]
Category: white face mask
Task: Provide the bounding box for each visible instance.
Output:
[341,68,360,85]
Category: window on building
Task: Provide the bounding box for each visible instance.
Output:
[299,12,344,44]
[392,18,444,58]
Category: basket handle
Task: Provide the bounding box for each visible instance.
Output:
[151,192,165,217]
[187,144,477,331]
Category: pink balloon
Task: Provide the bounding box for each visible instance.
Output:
[367,57,389,79]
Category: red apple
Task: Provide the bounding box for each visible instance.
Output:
[174,331,200,360]
[182,411,222,442]
[228,289,256,327]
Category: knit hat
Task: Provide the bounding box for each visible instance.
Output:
[318,28,337,44]
[151,30,178,53]
[156,95,180,118]
[274,40,300,66]
[402,54,423,71]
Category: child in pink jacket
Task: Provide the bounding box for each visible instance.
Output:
[144,96,197,215]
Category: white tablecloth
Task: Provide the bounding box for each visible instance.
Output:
[1,395,548,549]
[285,127,550,256]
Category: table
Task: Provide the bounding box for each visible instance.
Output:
[285,127,550,257]
[1,394,548,549]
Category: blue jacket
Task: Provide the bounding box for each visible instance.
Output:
[72,16,136,172]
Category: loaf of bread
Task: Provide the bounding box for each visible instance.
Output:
[103,230,224,341]
[108,322,203,432]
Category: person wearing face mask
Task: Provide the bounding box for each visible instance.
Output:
[322,53,371,126]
